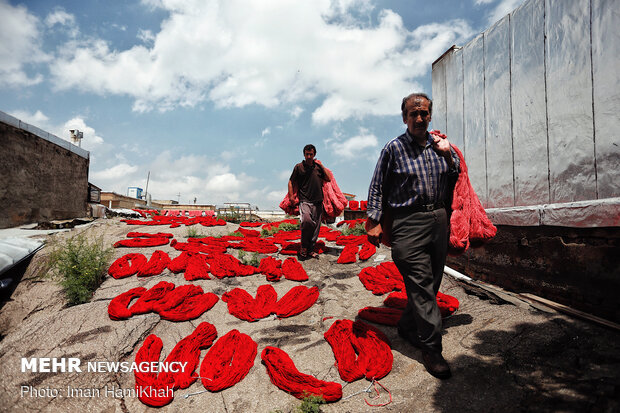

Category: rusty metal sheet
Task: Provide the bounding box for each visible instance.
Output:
[445,48,465,152]
[462,34,487,206]
[511,0,549,206]
[431,59,447,133]
[545,0,596,203]
[592,0,620,199]
[484,16,514,208]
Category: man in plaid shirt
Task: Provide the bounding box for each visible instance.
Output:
[366,93,460,379]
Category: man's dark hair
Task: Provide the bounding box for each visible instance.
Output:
[401,93,432,118]
[303,144,316,154]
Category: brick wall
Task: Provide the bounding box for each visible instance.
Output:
[0,121,89,228]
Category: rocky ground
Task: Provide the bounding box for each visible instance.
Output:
[0,217,618,413]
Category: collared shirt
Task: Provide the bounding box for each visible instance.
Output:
[367,130,460,222]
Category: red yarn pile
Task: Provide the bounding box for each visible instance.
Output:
[134,322,218,407]
[199,329,257,392]
[324,319,392,382]
[281,257,308,281]
[108,253,148,279]
[221,285,319,321]
[137,250,171,277]
[114,234,172,248]
[261,346,343,402]
[258,256,282,282]
[108,281,218,321]
[358,291,459,325]
[357,262,404,295]
[337,244,358,264]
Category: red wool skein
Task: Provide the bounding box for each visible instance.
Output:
[137,250,171,277]
[113,236,171,248]
[275,286,320,318]
[200,329,258,392]
[357,262,404,295]
[324,319,393,382]
[221,285,277,322]
[108,287,146,320]
[337,244,359,264]
[281,257,308,281]
[168,251,194,273]
[261,346,343,402]
[222,285,319,321]
[259,256,282,282]
[134,322,218,407]
[208,253,258,278]
[358,242,376,261]
[129,281,176,315]
[184,254,210,281]
[127,232,174,238]
[108,253,147,279]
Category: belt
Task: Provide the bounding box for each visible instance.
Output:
[394,201,445,214]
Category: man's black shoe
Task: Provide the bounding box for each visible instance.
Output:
[422,351,451,379]
[397,325,422,349]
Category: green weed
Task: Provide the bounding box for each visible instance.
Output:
[46,233,114,306]
[340,222,367,236]
[295,394,325,413]
[185,226,202,238]
[237,250,260,267]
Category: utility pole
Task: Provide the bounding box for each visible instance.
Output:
[144,171,150,199]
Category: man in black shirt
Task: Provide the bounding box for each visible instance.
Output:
[288,144,332,259]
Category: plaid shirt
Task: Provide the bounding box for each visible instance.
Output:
[367,130,460,222]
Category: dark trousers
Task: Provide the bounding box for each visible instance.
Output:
[299,201,322,252]
[391,207,448,353]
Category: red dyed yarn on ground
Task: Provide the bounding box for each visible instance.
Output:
[324,319,392,382]
[261,346,343,402]
[200,329,257,392]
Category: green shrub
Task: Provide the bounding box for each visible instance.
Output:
[237,250,260,267]
[47,233,114,306]
[260,221,300,237]
[340,222,367,236]
[186,226,202,238]
[296,394,325,413]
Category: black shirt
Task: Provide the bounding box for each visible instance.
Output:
[290,161,326,203]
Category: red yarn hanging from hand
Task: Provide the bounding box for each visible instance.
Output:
[261,346,343,402]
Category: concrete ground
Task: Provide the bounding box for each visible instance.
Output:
[0,217,618,413]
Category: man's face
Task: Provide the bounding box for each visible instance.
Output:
[403,97,431,140]
[303,150,316,165]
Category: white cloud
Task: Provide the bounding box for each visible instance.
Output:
[289,106,304,119]
[45,9,75,28]
[486,0,525,26]
[0,0,49,87]
[91,163,139,180]
[7,109,104,151]
[261,127,271,137]
[138,29,155,44]
[329,128,378,159]
[48,0,474,123]
[475,0,495,4]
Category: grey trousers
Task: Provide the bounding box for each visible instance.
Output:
[391,207,448,353]
[299,201,322,252]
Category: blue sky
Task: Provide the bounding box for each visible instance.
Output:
[0,0,523,209]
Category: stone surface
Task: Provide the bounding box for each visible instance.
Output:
[0,218,618,412]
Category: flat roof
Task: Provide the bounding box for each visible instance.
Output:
[0,110,89,159]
